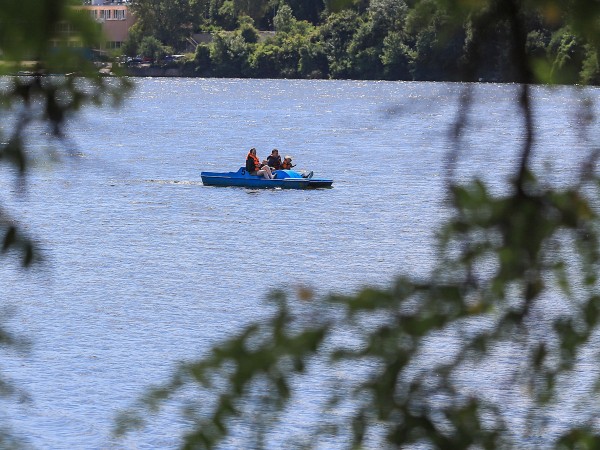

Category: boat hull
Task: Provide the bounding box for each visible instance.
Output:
[201,168,333,189]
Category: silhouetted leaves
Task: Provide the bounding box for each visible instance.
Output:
[116,1,600,449]
[119,115,600,448]
[0,1,132,267]
[0,2,132,446]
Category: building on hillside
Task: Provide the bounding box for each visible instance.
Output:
[79,1,135,49]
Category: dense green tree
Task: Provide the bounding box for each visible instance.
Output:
[121,0,600,83]
[344,0,409,79]
[580,46,600,85]
[249,43,283,77]
[273,4,295,33]
[319,9,361,78]
[194,42,213,75]
[368,0,408,35]
[190,0,211,22]
[245,5,323,78]
[209,31,251,76]
[195,0,271,30]
[271,5,317,38]
[410,14,466,81]
[238,16,260,43]
[138,36,170,61]
[215,0,239,29]
[462,18,515,82]
[275,35,306,77]
[121,23,144,57]
[298,39,330,78]
[233,0,272,23]
[208,0,224,18]
[548,27,587,84]
[345,19,383,79]
[526,29,550,61]
[123,0,600,83]
[250,33,307,78]
[285,0,326,24]
[381,31,413,80]
[345,0,370,14]
[129,0,192,49]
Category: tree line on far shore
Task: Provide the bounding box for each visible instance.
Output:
[125,0,600,84]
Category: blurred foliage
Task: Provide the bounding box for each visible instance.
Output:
[0,0,131,444]
[0,0,131,263]
[118,166,600,448]
[117,0,600,449]
[138,36,172,61]
[129,0,193,47]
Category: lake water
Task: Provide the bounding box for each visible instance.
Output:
[0,78,598,449]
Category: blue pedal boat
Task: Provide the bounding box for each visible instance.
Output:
[201,167,333,189]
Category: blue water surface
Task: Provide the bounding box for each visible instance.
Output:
[0,78,598,449]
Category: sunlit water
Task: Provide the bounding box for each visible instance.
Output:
[0,78,598,449]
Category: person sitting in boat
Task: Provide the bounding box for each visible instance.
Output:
[246,148,275,179]
[281,155,295,170]
[267,148,282,170]
[282,155,312,178]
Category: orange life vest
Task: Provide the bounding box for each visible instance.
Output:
[282,160,292,170]
[248,152,261,171]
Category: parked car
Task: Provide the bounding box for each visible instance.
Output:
[163,55,185,62]
[126,57,142,66]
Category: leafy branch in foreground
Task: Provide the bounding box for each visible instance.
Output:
[0,1,132,445]
[117,159,600,448]
[117,0,600,448]
[116,294,330,448]
[0,0,132,267]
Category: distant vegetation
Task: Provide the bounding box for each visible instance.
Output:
[126,0,600,83]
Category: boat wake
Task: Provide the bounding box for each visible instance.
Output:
[143,180,204,186]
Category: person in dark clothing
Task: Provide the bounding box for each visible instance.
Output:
[267,149,282,170]
[245,152,256,173]
[246,148,274,179]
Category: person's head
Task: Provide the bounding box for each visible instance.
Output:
[284,155,292,162]
[271,149,279,156]
[249,148,256,155]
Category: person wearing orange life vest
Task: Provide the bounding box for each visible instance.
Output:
[245,148,275,179]
[281,155,295,170]
[282,155,312,178]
